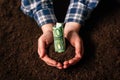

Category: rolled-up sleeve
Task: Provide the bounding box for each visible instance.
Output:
[21,0,57,27]
[64,0,99,25]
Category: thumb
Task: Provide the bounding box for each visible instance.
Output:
[38,37,46,58]
[74,38,83,58]
[74,40,81,58]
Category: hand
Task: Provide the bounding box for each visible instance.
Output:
[38,23,84,69]
[38,24,63,69]
[63,22,84,69]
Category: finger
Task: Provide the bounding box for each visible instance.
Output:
[63,61,69,69]
[41,55,58,67]
[63,58,80,69]
[75,37,84,58]
[56,62,63,69]
[67,39,83,66]
[74,39,82,57]
[68,57,81,65]
[66,39,82,67]
[38,42,60,68]
[63,57,80,69]
[38,41,57,67]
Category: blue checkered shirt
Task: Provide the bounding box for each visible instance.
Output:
[21,0,99,27]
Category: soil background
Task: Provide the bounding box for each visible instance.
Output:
[0,0,120,80]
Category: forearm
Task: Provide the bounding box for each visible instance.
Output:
[64,0,99,25]
[41,23,54,33]
[21,0,57,27]
[64,22,81,38]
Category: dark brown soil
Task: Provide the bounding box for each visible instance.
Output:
[0,0,120,80]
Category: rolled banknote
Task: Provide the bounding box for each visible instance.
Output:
[53,23,65,53]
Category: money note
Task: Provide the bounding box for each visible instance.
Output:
[53,23,65,53]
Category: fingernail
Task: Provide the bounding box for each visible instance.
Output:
[58,67,63,69]
[63,65,67,69]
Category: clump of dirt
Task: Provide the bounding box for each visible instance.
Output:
[48,41,75,63]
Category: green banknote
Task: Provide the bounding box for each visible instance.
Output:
[53,23,65,53]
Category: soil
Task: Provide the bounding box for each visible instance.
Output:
[0,0,120,80]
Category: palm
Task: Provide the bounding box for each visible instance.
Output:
[38,31,63,69]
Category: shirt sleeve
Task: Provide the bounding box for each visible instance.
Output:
[64,0,99,25]
[21,0,57,27]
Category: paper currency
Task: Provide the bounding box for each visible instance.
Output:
[53,23,65,53]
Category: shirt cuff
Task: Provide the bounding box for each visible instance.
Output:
[64,2,88,25]
[34,8,57,27]
[21,4,34,18]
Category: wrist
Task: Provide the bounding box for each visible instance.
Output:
[41,23,54,33]
[64,22,81,37]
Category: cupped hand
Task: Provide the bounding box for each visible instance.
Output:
[38,24,63,69]
[63,22,84,69]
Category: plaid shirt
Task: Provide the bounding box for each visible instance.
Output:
[21,0,99,27]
